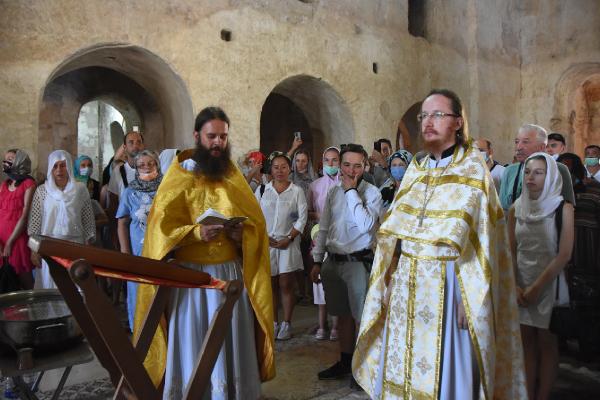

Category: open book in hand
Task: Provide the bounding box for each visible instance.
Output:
[195,208,247,227]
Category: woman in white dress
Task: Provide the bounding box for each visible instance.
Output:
[256,151,307,341]
[28,150,95,288]
[508,152,574,400]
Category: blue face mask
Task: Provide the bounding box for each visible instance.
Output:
[390,166,407,181]
[323,165,339,176]
[479,150,490,162]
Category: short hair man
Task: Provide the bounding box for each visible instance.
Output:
[370,138,393,187]
[135,107,275,397]
[546,132,566,157]
[475,138,505,191]
[353,89,526,399]
[310,143,382,388]
[584,144,600,184]
[499,124,575,210]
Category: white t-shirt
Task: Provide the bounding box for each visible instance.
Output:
[586,167,600,183]
[490,162,506,192]
[107,162,136,196]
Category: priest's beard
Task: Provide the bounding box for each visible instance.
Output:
[192,142,232,181]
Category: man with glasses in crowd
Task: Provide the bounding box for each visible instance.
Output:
[353,89,526,399]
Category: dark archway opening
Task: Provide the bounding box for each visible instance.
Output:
[37,43,193,179]
[396,102,422,154]
[260,93,312,160]
[260,75,354,170]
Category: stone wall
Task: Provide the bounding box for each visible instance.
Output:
[517,0,600,156]
[0,0,598,174]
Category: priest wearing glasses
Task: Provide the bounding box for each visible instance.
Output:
[353,89,527,399]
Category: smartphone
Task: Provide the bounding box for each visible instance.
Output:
[294,131,302,140]
[374,141,382,152]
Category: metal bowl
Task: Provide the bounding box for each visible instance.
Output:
[0,289,82,353]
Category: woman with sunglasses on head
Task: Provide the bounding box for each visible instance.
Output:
[256,151,307,341]
[0,149,36,289]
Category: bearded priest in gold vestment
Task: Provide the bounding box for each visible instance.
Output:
[134,107,274,399]
[353,90,527,399]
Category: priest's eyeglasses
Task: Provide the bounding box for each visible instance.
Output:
[417,111,461,122]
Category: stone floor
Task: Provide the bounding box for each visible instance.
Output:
[9,304,600,399]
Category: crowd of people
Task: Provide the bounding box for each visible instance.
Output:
[1,88,599,399]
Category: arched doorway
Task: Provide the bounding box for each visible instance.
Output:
[552,62,600,156]
[260,75,354,170]
[77,98,140,181]
[396,102,422,154]
[37,43,194,179]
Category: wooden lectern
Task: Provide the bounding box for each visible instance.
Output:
[28,235,242,400]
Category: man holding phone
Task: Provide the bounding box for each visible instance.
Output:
[108,131,145,198]
[370,138,393,187]
[310,143,382,389]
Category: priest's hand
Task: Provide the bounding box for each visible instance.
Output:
[456,301,468,330]
[201,224,224,242]
[225,223,243,245]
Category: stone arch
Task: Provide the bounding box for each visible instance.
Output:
[551,62,600,155]
[37,43,194,177]
[396,102,422,154]
[259,75,354,169]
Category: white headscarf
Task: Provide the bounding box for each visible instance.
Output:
[292,150,317,180]
[515,151,563,222]
[42,150,89,240]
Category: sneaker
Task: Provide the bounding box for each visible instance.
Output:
[274,322,279,337]
[315,328,327,340]
[277,321,292,340]
[317,361,351,380]
[329,328,339,341]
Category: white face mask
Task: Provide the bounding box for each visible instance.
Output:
[79,167,91,176]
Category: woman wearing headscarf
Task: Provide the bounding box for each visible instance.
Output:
[75,154,108,241]
[74,155,100,201]
[28,150,96,289]
[307,146,341,340]
[116,150,163,330]
[0,149,36,289]
[379,149,413,213]
[291,149,317,303]
[508,152,574,400]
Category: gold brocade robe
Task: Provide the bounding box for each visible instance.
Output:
[133,150,275,386]
[353,145,527,399]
